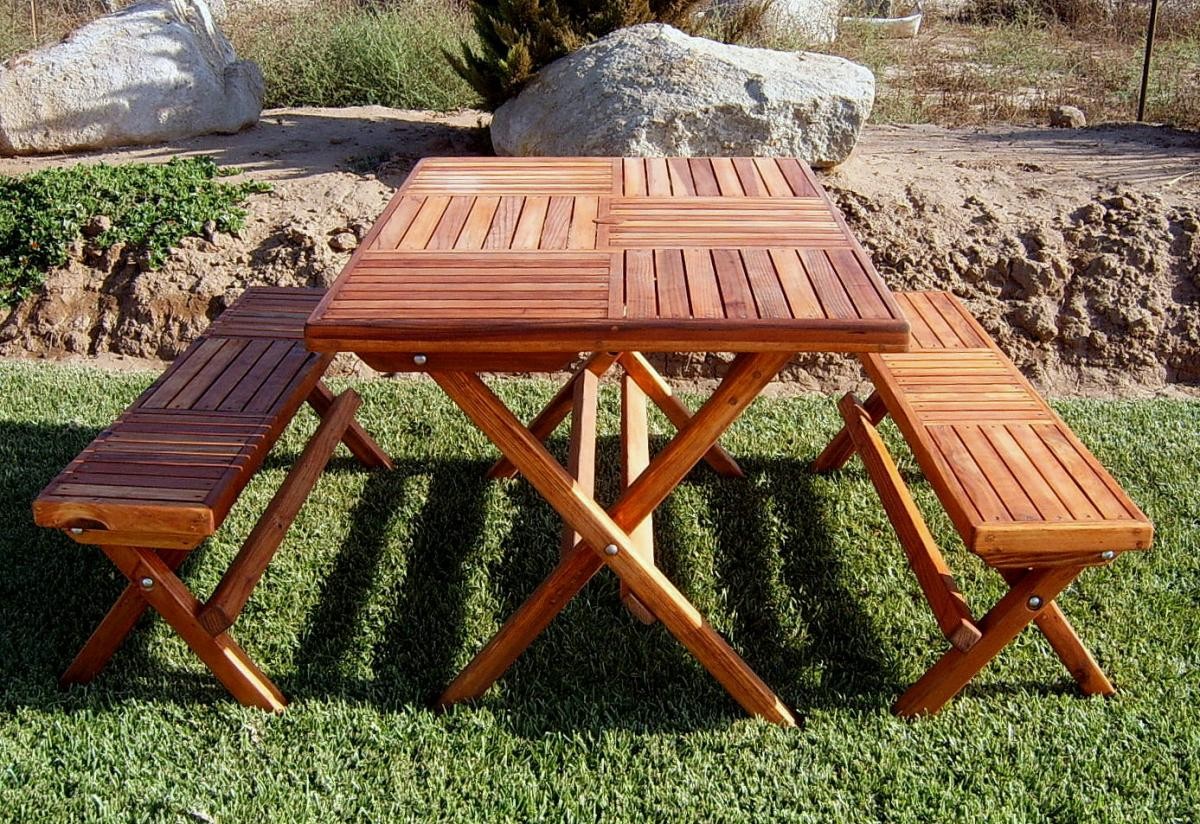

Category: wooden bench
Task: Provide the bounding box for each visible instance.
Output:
[814,291,1153,716]
[33,287,391,710]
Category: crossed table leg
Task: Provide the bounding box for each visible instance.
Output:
[431,351,797,726]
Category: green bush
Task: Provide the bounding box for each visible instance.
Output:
[449,0,743,109]
[0,157,269,306]
[229,0,481,110]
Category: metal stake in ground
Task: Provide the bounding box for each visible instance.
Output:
[1137,0,1160,121]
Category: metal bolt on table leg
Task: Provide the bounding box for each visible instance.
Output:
[69,527,83,535]
[1101,550,1116,561]
[140,577,154,590]
[604,544,619,556]
[413,354,428,366]
[1027,595,1043,610]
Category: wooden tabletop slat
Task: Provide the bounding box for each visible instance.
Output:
[625,249,657,319]
[667,157,696,196]
[710,157,744,197]
[511,196,549,249]
[371,196,425,250]
[623,158,647,196]
[306,157,909,352]
[483,195,523,249]
[689,158,720,196]
[426,196,474,249]
[654,249,690,319]
[456,196,502,250]
[646,158,671,196]
[733,158,767,196]
[682,248,724,319]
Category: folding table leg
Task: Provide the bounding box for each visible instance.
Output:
[619,372,656,624]
[101,545,286,711]
[617,352,744,478]
[894,565,1083,717]
[434,352,796,726]
[61,548,189,686]
[560,368,599,557]
[490,352,618,479]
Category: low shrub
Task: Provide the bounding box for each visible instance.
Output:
[449,0,766,110]
[0,157,268,305]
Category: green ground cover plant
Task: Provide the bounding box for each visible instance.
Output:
[1,362,1196,820]
[0,157,268,306]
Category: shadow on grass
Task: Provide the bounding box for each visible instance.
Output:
[1,421,907,729]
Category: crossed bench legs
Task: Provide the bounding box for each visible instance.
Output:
[815,391,1116,717]
[60,383,391,710]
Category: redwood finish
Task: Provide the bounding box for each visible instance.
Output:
[816,291,1152,715]
[36,288,391,708]
[306,156,915,725]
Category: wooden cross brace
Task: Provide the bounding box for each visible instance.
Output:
[434,352,797,726]
[59,384,391,710]
[816,392,1116,717]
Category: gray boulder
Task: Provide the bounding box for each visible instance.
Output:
[0,0,263,156]
[490,24,874,167]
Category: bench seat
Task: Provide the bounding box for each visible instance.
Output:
[863,292,1153,568]
[816,290,1153,716]
[33,287,390,710]
[34,289,333,546]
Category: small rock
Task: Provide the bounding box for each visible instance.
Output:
[329,232,358,252]
[202,219,218,243]
[1050,105,1086,128]
[82,215,113,237]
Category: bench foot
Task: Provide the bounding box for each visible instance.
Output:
[894,565,1085,717]
[61,550,188,686]
[104,545,286,711]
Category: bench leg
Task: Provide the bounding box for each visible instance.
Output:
[102,545,286,711]
[813,390,887,472]
[894,565,1083,717]
[61,548,188,686]
[308,381,393,471]
[998,569,1115,696]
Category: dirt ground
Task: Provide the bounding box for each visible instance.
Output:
[0,107,1197,397]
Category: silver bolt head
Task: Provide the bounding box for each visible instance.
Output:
[413,354,428,366]
[1027,595,1044,610]
[139,577,154,589]
[69,527,84,535]
[603,544,619,556]
[1101,550,1117,561]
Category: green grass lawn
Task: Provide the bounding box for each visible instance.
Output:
[0,362,1197,821]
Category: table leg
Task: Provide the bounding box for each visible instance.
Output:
[620,371,656,624]
[489,352,618,479]
[433,352,796,726]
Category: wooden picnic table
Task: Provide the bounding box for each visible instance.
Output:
[305,156,912,727]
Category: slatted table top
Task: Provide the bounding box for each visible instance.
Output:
[306,157,911,355]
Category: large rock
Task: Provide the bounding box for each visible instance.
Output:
[0,0,263,156]
[490,24,874,167]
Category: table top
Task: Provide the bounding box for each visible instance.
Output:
[305,157,910,356]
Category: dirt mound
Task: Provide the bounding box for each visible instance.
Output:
[0,112,1197,395]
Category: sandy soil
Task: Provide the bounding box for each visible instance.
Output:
[1,107,1197,396]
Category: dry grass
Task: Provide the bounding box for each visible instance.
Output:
[764,11,1200,128]
[2,0,1198,128]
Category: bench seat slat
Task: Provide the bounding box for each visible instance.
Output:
[33,288,333,544]
[865,291,1152,566]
